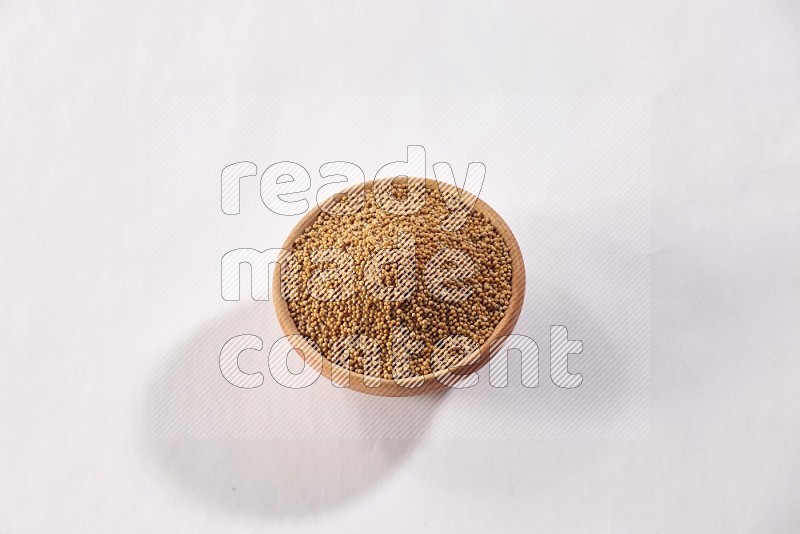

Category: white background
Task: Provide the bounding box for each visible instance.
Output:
[2,1,799,532]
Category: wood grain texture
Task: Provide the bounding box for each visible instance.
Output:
[272,178,526,396]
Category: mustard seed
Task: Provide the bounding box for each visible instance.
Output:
[284,181,513,381]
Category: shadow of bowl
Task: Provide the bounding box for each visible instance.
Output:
[144,302,444,519]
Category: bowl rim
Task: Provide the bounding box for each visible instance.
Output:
[272,177,526,394]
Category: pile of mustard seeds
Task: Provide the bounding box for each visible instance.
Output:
[284,182,513,380]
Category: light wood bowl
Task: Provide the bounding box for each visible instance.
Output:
[272,178,525,396]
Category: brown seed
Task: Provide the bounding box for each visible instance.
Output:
[285,182,512,380]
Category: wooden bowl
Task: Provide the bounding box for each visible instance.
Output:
[272,178,525,396]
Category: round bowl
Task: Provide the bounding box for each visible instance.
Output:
[272,177,525,396]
